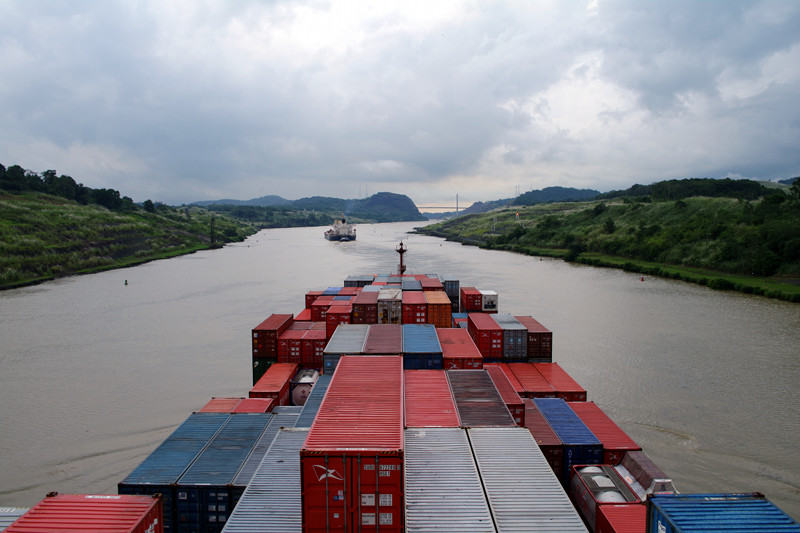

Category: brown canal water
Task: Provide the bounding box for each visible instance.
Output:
[1,221,799,519]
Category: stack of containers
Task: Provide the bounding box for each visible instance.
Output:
[325,303,352,338]
[363,324,402,355]
[569,465,641,531]
[440,275,460,312]
[277,330,305,363]
[459,287,482,312]
[425,291,452,328]
[484,365,525,426]
[251,314,293,384]
[175,413,274,532]
[507,362,556,398]
[523,398,564,479]
[479,289,498,313]
[534,362,587,401]
[404,428,494,533]
[300,356,404,533]
[447,370,516,427]
[404,370,459,428]
[467,427,588,532]
[249,363,299,406]
[436,328,483,369]
[402,324,443,369]
[310,296,333,322]
[514,316,553,362]
[534,398,603,486]
[401,291,427,324]
[377,288,402,324]
[451,312,469,328]
[491,313,528,361]
[322,324,368,374]
[305,290,323,309]
[569,401,642,464]
[5,493,163,533]
[300,328,327,368]
[351,290,379,324]
[467,313,503,362]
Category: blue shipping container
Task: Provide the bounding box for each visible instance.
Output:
[402,324,443,369]
[322,287,342,295]
[533,398,602,485]
[647,493,800,532]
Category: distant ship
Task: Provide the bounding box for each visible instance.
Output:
[324,217,356,241]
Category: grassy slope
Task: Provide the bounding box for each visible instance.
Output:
[419,197,800,302]
[0,192,257,289]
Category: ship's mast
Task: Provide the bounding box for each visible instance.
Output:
[396,241,407,275]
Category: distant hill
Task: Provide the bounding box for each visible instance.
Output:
[192,195,290,207]
[513,186,600,205]
[597,178,773,201]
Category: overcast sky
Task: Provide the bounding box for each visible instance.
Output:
[2,1,799,207]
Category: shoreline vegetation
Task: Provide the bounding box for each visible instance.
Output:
[416,195,800,303]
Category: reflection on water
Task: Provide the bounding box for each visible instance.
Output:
[1,222,799,519]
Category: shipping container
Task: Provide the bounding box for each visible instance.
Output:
[253,358,275,386]
[301,356,404,533]
[300,329,326,367]
[460,286,482,312]
[277,330,305,364]
[534,362,587,401]
[377,288,402,324]
[119,412,230,532]
[197,397,243,413]
[404,370,459,427]
[514,315,553,362]
[310,296,333,322]
[522,398,564,480]
[252,314,293,359]
[231,409,300,488]
[221,428,309,533]
[569,401,641,464]
[467,427,588,532]
[288,320,313,331]
[533,398,603,485]
[404,428,494,532]
[479,289,498,313]
[595,504,646,533]
[451,312,468,328]
[491,313,528,360]
[295,373,332,428]
[323,286,342,296]
[467,312,504,361]
[401,279,422,291]
[305,290,323,309]
[615,451,676,501]
[402,324,443,369]
[484,364,525,426]
[485,362,525,395]
[339,286,359,296]
[507,362,556,398]
[344,274,375,287]
[325,303,352,338]
[351,290,378,324]
[440,275,460,311]
[437,327,483,369]
[647,493,800,532]
[420,277,444,291]
[175,413,274,533]
[447,370,516,427]
[0,508,28,531]
[570,465,641,531]
[401,291,427,324]
[5,493,162,533]
[363,324,402,354]
[249,362,299,405]
[424,290,452,328]
[290,368,319,406]
[322,324,369,373]
[232,397,273,413]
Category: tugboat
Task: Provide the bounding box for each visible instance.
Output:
[324,217,356,241]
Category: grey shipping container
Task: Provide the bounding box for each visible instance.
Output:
[322,324,368,373]
[295,373,332,428]
[468,427,588,532]
[377,288,402,324]
[221,428,310,533]
[491,313,528,361]
[344,275,375,287]
[441,275,460,311]
[232,409,300,487]
[404,428,494,533]
[402,279,422,291]
[0,508,29,530]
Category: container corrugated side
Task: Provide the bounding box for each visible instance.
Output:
[232,409,301,486]
[363,323,403,354]
[404,428,494,532]
[402,291,427,324]
[484,364,525,426]
[467,312,503,361]
[402,324,443,369]
[533,362,587,401]
[221,428,309,533]
[176,413,274,532]
[424,290,452,328]
[596,504,646,533]
[647,493,800,532]
[514,315,553,361]
[0,508,28,531]
[352,290,379,324]
[522,398,564,479]
[295,374,332,428]
[404,370,459,427]
[507,362,556,398]
[5,494,163,533]
[568,401,641,464]
[468,427,588,533]
[437,327,483,369]
[447,370,516,427]
[491,313,527,360]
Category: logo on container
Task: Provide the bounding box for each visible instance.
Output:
[313,464,344,481]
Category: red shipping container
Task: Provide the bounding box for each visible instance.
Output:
[311,296,335,322]
[197,397,243,413]
[301,356,404,533]
[533,362,587,401]
[233,397,274,413]
[467,313,503,360]
[339,286,359,296]
[460,287,482,312]
[326,303,353,338]
[278,330,305,363]
[522,398,564,480]
[420,277,444,291]
[301,329,327,367]
[568,401,641,464]
[514,315,553,360]
[5,493,163,533]
[295,308,313,322]
[352,291,379,324]
[250,362,299,405]
[363,324,402,354]
[424,291,452,328]
[288,321,314,331]
[437,328,483,369]
[506,362,556,398]
[595,503,646,533]
[484,365,525,426]
[402,291,427,324]
[484,363,524,395]
[252,313,293,359]
[306,290,324,309]
[404,370,459,427]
